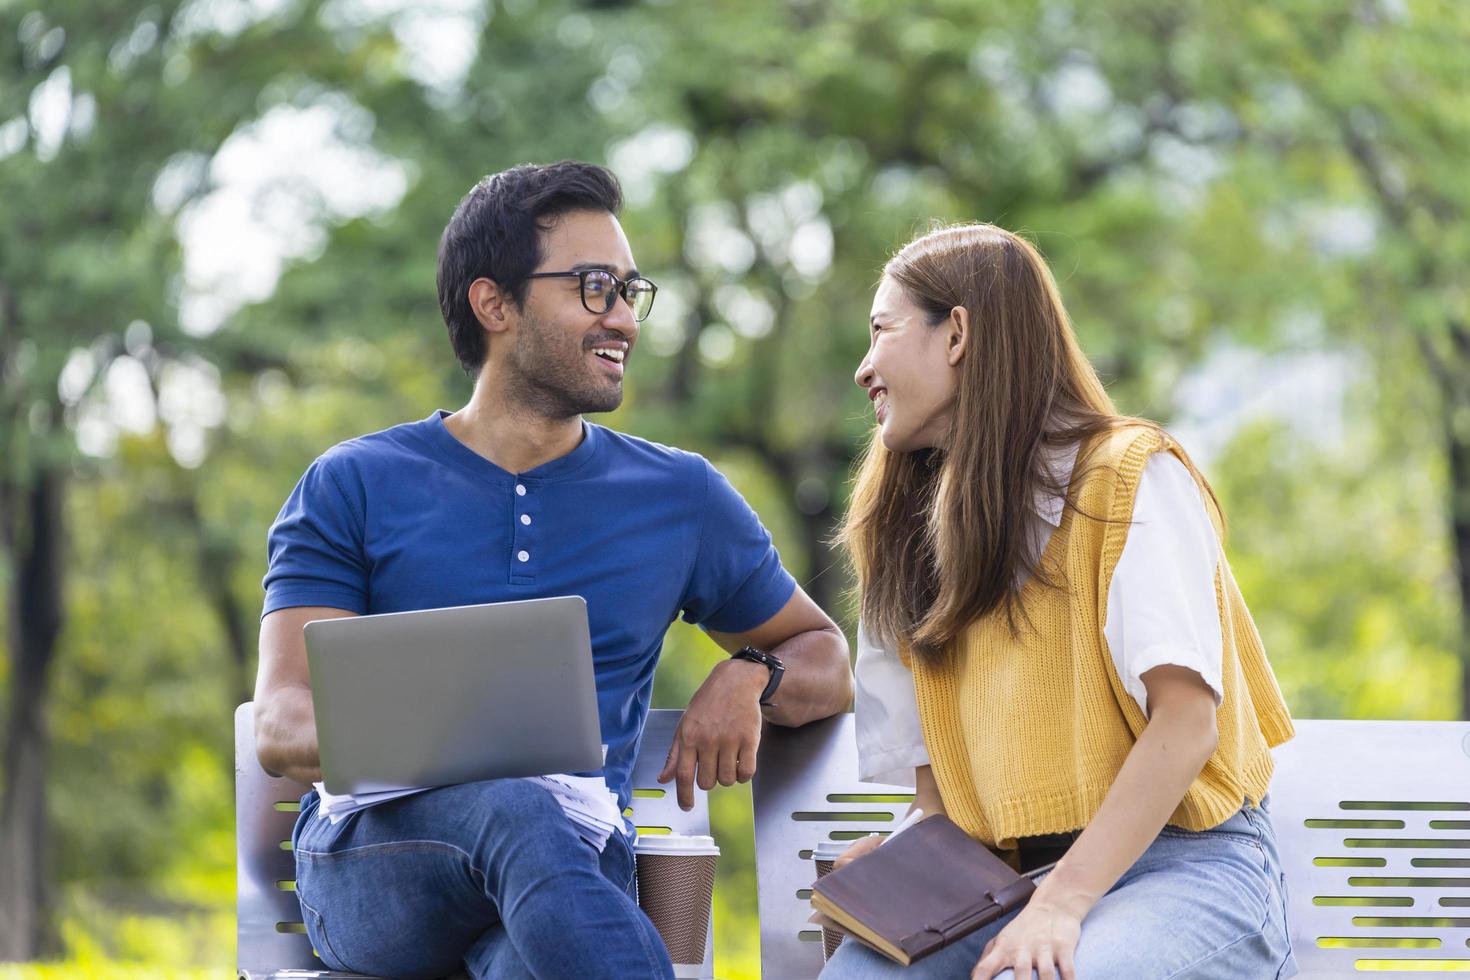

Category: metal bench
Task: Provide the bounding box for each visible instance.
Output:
[750,715,1470,979]
[241,706,1470,978]
[235,703,714,979]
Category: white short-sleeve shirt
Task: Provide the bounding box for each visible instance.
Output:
[854,449,1225,786]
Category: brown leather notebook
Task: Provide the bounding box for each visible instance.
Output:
[809,815,1038,965]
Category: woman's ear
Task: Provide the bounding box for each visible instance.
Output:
[945,305,969,367]
[468,278,513,336]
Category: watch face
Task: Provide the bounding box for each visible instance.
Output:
[740,646,781,667]
[732,648,781,705]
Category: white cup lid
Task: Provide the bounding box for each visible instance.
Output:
[633,833,720,856]
[812,840,849,860]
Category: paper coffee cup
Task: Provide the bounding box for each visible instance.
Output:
[811,839,849,960]
[634,834,719,979]
[812,838,847,874]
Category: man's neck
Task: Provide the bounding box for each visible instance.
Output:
[443,376,585,475]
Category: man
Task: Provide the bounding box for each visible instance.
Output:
[253,161,853,979]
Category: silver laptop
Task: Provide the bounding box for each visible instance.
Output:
[304,595,604,795]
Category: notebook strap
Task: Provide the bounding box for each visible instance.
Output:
[990,878,1035,910]
[907,878,1037,952]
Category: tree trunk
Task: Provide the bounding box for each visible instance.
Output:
[797,499,843,621]
[750,442,847,623]
[200,547,253,707]
[1416,320,1470,721]
[1443,331,1470,721]
[177,493,253,705]
[1452,425,1470,721]
[0,466,65,960]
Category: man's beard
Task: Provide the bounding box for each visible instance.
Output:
[505,312,624,420]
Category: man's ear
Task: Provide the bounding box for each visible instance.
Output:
[945,304,969,367]
[468,278,515,337]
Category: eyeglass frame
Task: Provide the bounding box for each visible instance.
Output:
[523,268,658,321]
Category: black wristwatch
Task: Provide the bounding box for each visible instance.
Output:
[730,645,785,708]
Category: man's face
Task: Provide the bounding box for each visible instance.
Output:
[505,209,640,419]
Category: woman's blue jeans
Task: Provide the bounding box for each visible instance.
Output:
[291,778,675,979]
[820,795,1299,979]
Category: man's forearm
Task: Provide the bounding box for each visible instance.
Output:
[764,625,852,726]
[255,685,323,785]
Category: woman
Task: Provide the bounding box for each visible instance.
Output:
[821,224,1298,980]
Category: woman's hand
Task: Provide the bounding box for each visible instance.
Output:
[970,896,1084,980]
[831,833,884,872]
[966,666,1218,979]
[809,834,887,936]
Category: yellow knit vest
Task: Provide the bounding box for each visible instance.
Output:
[909,426,1295,849]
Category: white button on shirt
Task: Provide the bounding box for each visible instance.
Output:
[516,484,527,496]
[521,514,532,526]
[854,449,1226,787]
[517,550,530,562]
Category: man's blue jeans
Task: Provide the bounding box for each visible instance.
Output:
[292,778,675,979]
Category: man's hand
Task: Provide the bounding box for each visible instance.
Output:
[657,657,768,810]
[255,606,355,785]
[704,586,852,729]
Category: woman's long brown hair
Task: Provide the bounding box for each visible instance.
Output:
[842,223,1200,664]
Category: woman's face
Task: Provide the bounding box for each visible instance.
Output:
[855,276,963,453]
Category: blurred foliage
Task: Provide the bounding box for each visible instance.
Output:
[0,0,1466,974]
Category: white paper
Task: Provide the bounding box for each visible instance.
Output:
[312,749,624,852]
[526,771,625,852]
[312,782,434,824]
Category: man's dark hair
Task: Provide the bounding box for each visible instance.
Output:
[436,161,624,375]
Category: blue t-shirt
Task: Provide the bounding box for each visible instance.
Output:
[262,411,797,812]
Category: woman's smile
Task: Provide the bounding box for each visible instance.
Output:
[856,276,962,453]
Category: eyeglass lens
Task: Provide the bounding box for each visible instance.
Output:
[583,270,655,321]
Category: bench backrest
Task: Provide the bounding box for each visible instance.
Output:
[750,714,915,979]
[242,707,1470,979]
[235,703,711,979]
[1270,719,1470,978]
[752,716,1470,980]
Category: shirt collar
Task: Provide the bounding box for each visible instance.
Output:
[426,410,602,484]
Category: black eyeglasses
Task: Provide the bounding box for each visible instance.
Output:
[525,269,658,322]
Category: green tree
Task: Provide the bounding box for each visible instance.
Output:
[0,0,387,957]
[3,0,1464,970]
[1219,0,1470,712]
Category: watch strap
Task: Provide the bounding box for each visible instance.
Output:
[731,646,784,707]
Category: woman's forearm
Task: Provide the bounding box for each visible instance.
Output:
[1031,704,1217,918]
[910,764,946,819]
